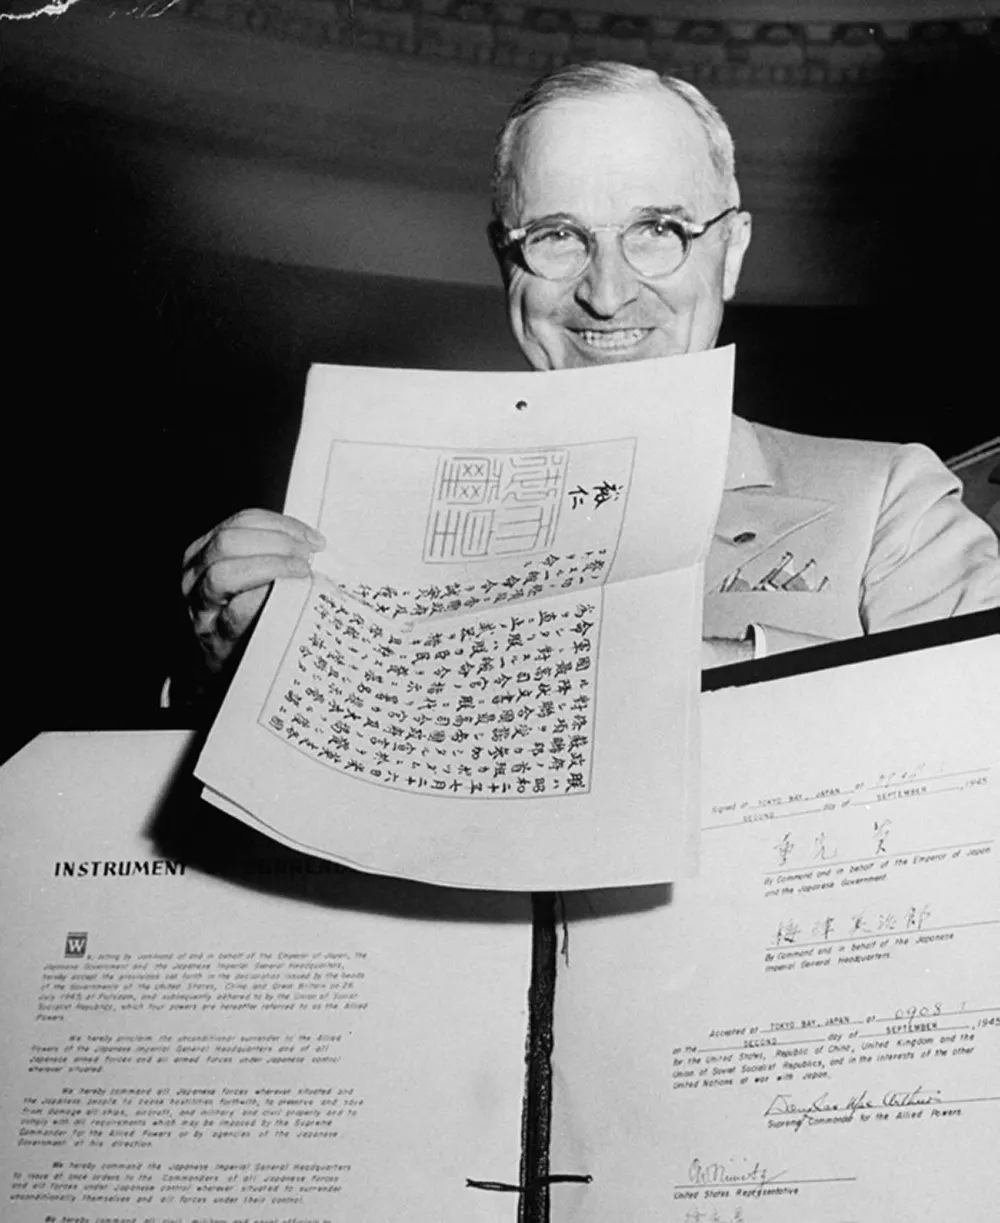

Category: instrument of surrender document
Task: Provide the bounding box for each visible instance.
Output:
[548,628,1000,1222]
[0,732,532,1222]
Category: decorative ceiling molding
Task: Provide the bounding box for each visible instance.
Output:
[179,0,997,87]
[5,2,996,304]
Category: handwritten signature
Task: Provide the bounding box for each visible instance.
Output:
[765,1085,941,1128]
[684,1209,747,1223]
[688,1157,786,1188]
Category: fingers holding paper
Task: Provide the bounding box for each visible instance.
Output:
[182,508,326,673]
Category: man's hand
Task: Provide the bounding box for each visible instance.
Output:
[181,508,325,677]
[702,635,754,670]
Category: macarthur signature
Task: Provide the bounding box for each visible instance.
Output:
[764,1085,941,1128]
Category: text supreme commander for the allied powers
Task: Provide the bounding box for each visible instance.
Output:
[177,61,1000,699]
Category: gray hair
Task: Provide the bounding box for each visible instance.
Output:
[491,61,739,223]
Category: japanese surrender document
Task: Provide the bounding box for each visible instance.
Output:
[4,631,996,1221]
[548,630,1000,1222]
[197,348,734,890]
[0,732,532,1223]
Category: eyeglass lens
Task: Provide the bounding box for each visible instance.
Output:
[523,219,689,281]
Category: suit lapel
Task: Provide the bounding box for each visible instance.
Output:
[706,490,836,592]
[706,419,836,593]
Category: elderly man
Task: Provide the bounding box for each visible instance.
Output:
[179,62,1000,692]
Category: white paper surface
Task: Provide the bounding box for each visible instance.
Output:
[197,349,734,890]
[0,732,532,1222]
[548,633,1000,1222]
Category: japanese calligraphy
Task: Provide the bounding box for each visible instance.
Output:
[568,480,625,510]
[260,581,601,798]
[339,548,610,621]
[773,902,934,949]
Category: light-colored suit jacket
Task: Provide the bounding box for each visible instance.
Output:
[947,437,1000,539]
[703,418,1000,655]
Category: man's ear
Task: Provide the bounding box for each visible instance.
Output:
[487,221,511,282]
[722,210,752,301]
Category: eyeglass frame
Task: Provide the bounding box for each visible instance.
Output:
[493,206,739,282]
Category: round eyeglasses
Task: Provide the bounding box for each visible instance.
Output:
[498,207,737,282]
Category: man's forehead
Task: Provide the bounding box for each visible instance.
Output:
[509,89,718,220]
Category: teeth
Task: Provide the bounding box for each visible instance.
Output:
[578,329,647,350]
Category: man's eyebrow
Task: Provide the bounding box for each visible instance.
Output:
[639,203,695,221]
[518,204,696,228]
[517,211,583,229]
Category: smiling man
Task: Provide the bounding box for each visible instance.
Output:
[492,70,750,370]
[484,61,1000,667]
[176,62,1000,701]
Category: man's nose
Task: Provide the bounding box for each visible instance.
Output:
[573,234,639,317]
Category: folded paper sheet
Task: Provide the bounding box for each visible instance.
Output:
[197,349,734,889]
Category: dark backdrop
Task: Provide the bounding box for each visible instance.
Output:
[3,61,996,760]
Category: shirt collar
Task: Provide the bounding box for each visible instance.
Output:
[725,416,775,490]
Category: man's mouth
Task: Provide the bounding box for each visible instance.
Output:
[573,328,651,353]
